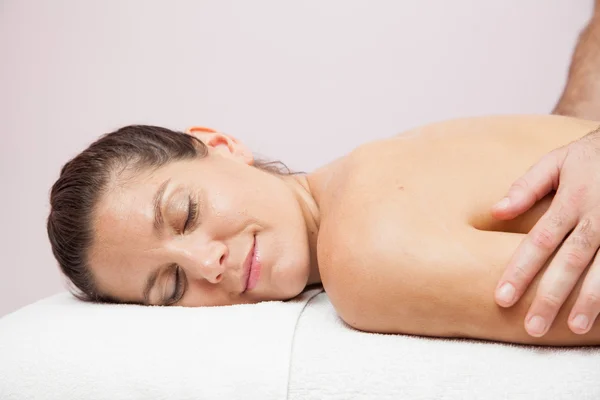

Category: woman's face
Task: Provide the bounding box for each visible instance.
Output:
[88,132,312,307]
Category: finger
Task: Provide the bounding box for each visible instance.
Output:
[495,195,578,308]
[524,215,600,337]
[492,150,562,220]
[569,249,600,335]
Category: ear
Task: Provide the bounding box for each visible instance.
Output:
[186,126,253,165]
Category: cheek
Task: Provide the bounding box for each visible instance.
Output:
[209,170,264,212]
[206,188,251,228]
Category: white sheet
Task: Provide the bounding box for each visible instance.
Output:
[2,289,600,399]
[0,288,321,400]
[288,292,600,400]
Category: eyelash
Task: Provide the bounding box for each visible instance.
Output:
[183,197,198,233]
[165,196,196,305]
[166,265,185,305]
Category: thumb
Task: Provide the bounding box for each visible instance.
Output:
[491,150,562,220]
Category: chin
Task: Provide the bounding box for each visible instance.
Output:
[276,262,310,299]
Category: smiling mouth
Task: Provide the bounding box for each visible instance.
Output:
[242,234,263,293]
[242,236,256,293]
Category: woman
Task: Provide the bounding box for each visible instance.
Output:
[47,114,600,346]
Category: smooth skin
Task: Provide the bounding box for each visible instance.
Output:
[91,114,600,347]
[493,1,600,338]
[314,114,600,347]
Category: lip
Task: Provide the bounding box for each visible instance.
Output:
[242,235,261,293]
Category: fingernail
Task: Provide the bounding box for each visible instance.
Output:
[573,314,589,331]
[494,197,510,210]
[527,315,547,336]
[497,282,515,304]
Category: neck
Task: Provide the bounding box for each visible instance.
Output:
[281,155,346,287]
[282,173,322,285]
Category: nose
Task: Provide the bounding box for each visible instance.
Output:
[183,239,228,284]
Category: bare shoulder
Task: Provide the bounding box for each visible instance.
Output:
[314,139,437,322]
[314,114,600,332]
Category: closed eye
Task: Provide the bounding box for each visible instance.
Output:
[165,265,186,305]
[183,196,198,233]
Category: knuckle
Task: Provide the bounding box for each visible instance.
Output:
[569,220,596,249]
[547,212,565,229]
[530,227,558,251]
[510,177,530,192]
[582,291,600,308]
[511,263,530,283]
[577,217,595,237]
[566,215,600,248]
[563,250,589,273]
[538,292,563,309]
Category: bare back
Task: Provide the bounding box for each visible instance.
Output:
[311,114,600,346]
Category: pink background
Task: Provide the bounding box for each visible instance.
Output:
[0,0,593,316]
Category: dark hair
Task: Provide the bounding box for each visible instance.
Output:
[47,125,292,303]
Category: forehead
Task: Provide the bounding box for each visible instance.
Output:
[96,163,166,237]
[87,168,163,295]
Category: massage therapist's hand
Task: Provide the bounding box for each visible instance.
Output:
[491,127,600,337]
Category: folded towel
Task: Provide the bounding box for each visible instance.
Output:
[0,288,322,400]
[288,292,600,400]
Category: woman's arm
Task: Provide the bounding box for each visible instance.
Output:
[444,227,600,346]
[323,213,600,346]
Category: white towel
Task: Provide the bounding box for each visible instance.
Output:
[0,288,322,400]
[3,288,600,400]
[288,292,600,400]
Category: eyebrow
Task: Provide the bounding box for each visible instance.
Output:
[153,178,171,236]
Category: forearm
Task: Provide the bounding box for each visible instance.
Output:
[553,7,600,120]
